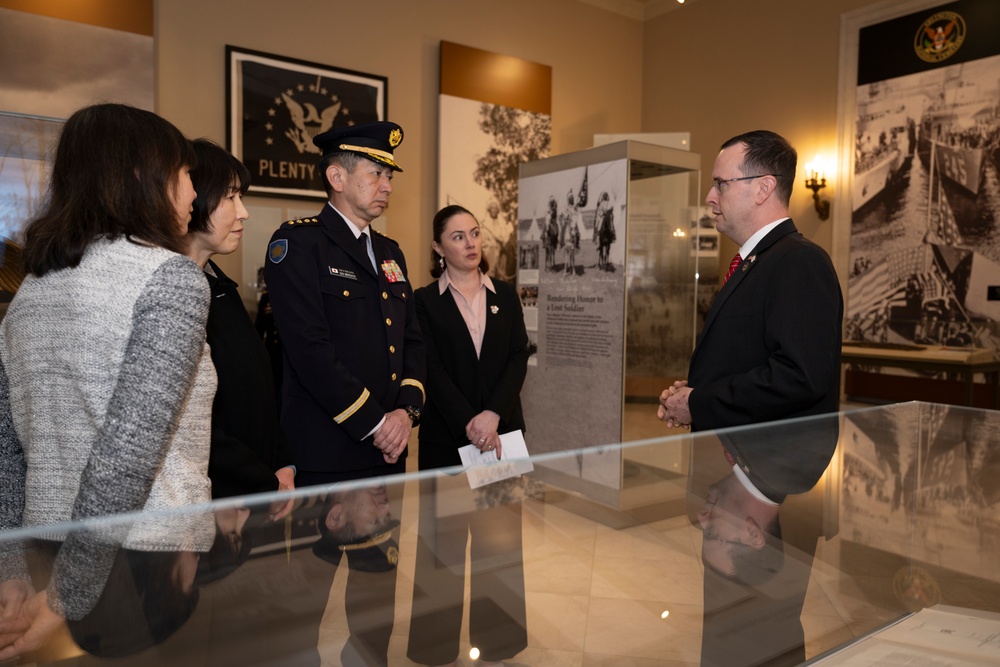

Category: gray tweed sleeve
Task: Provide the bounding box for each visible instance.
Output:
[49,256,210,620]
[0,355,28,583]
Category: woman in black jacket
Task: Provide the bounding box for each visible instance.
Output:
[185,139,295,515]
[407,205,529,667]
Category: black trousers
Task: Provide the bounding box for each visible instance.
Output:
[407,474,527,665]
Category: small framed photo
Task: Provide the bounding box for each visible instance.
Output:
[226,45,387,200]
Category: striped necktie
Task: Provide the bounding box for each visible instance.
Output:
[723,253,741,284]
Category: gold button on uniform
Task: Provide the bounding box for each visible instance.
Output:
[391,373,397,381]
[389,345,396,353]
[343,290,350,297]
[385,318,392,326]
[382,291,388,299]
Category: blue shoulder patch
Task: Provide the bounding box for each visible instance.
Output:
[268,239,289,264]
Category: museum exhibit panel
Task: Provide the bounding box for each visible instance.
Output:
[516,140,710,510]
[2,401,998,665]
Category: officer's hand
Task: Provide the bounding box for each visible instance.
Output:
[374,409,410,462]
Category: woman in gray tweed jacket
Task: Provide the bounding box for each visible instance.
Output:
[0,103,216,659]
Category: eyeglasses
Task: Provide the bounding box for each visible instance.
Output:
[710,174,781,192]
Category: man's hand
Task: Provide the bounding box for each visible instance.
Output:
[657,380,693,429]
[373,409,411,463]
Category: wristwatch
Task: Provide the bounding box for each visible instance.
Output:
[403,405,422,426]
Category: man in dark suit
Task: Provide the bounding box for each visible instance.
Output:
[690,415,840,666]
[658,130,843,431]
[263,121,425,666]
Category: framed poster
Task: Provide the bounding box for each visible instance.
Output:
[226,46,387,200]
[837,0,1000,353]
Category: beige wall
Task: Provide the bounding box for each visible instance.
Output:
[643,0,883,268]
[155,0,643,291]
[156,0,901,290]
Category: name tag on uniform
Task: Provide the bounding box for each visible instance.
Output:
[329,267,358,281]
[381,260,406,283]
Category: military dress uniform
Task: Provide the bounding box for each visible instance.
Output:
[263,120,422,666]
[264,204,425,480]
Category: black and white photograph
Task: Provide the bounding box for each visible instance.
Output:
[519,284,538,309]
[518,239,540,286]
[439,93,551,285]
[842,404,1000,584]
[518,163,626,279]
[520,284,539,333]
[689,205,720,258]
[846,1,1000,355]
[227,46,387,200]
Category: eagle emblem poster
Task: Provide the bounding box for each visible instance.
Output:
[227,46,387,200]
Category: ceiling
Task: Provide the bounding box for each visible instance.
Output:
[574,0,700,21]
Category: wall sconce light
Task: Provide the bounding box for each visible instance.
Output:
[804,155,831,221]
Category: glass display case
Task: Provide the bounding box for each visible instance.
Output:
[3,402,998,665]
[516,140,706,507]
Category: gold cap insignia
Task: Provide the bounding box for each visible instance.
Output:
[389,128,402,147]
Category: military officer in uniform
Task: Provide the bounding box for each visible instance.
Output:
[264,120,424,485]
[264,121,424,666]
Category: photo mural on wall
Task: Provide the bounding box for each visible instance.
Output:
[439,96,551,284]
[847,0,1000,352]
[438,42,552,286]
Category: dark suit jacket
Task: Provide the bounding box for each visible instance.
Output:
[203,261,294,498]
[721,413,840,504]
[689,416,840,667]
[688,219,843,431]
[414,277,529,470]
[264,204,425,476]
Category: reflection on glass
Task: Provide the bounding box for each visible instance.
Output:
[692,415,839,666]
[0,404,998,664]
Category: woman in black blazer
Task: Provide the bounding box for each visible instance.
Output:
[407,205,529,667]
[184,139,295,514]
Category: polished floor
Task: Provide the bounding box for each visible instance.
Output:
[313,401,907,666]
[23,400,990,665]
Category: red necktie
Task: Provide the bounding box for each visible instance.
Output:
[723,253,742,284]
[722,446,736,466]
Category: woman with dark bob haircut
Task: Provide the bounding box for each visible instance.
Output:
[184,138,295,514]
[0,103,217,659]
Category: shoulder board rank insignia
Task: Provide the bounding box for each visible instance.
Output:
[279,217,321,229]
[268,239,288,264]
[372,228,400,247]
